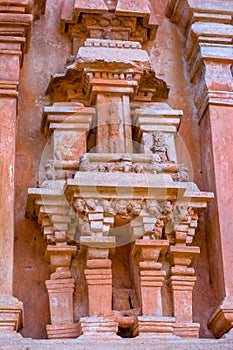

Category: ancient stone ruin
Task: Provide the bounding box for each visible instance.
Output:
[0,0,233,348]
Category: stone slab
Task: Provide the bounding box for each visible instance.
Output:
[77,42,149,63]
[0,337,232,349]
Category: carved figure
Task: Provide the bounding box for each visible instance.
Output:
[98,163,108,172]
[107,102,121,153]
[54,135,74,160]
[172,204,189,223]
[74,199,86,214]
[43,159,65,181]
[79,217,92,236]
[144,218,164,240]
[121,161,133,173]
[178,164,189,182]
[154,218,164,239]
[150,131,169,162]
[133,164,144,173]
[101,200,116,215]
[114,199,128,217]
[86,199,99,211]
[44,160,56,180]
[163,201,173,221]
[79,154,98,171]
[146,200,163,217]
[127,200,143,216]
[144,155,163,174]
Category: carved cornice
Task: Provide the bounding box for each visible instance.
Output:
[0,1,33,97]
[46,39,169,105]
[166,0,233,120]
[0,1,33,54]
[166,0,233,35]
[61,0,158,51]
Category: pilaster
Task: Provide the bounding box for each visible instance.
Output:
[166,0,233,338]
[132,239,176,338]
[79,237,118,338]
[0,0,32,336]
[167,245,200,338]
[45,245,79,339]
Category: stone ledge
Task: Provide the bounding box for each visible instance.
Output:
[0,337,233,350]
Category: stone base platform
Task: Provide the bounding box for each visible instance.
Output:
[79,317,119,339]
[137,316,175,338]
[173,322,200,338]
[46,323,81,339]
[0,337,232,350]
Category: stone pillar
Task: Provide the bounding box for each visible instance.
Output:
[80,236,119,338]
[0,2,32,335]
[166,0,233,338]
[132,239,175,337]
[168,246,200,338]
[45,246,79,339]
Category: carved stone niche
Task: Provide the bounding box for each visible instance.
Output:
[61,0,159,54]
[40,102,95,187]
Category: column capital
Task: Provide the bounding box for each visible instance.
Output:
[166,1,233,33]
[0,1,33,97]
[0,1,33,57]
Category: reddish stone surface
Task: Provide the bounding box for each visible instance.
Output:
[0,0,227,345]
[167,0,233,338]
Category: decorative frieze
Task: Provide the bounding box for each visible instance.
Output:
[61,0,158,54]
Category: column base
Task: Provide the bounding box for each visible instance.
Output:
[46,323,81,339]
[0,296,23,334]
[173,323,200,338]
[137,316,176,338]
[208,301,233,338]
[79,317,119,339]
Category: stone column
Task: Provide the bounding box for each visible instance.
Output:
[166,0,233,338]
[80,236,119,338]
[132,239,175,337]
[0,2,32,335]
[45,245,79,339]
[167,245,200,338]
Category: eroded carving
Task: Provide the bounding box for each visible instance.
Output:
[79,153,189,182]
[62,0,157,46]
[150,131,169,162]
